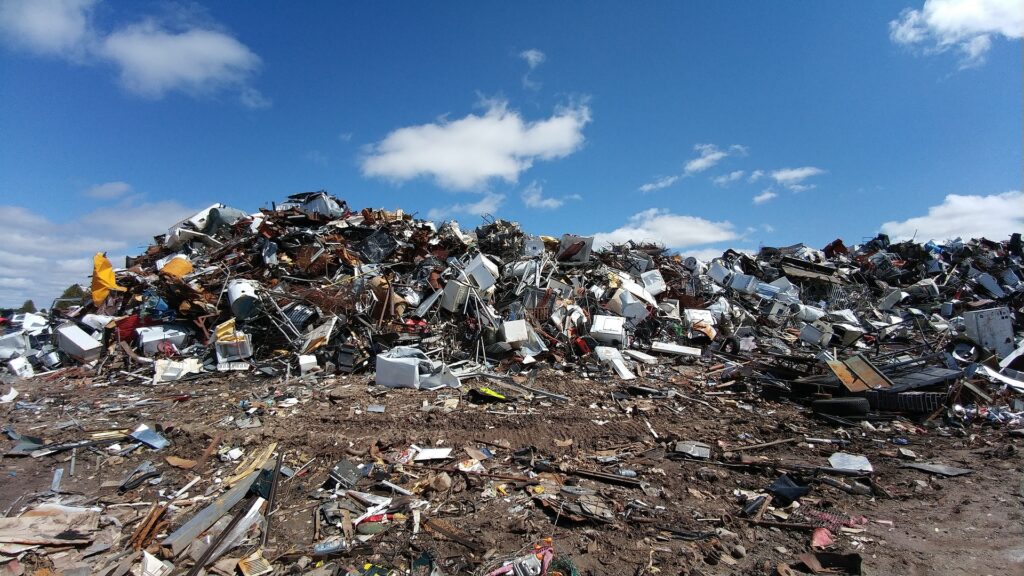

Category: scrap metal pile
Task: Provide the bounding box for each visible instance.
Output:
[5,191,1024,397]
[1,190,1023,575]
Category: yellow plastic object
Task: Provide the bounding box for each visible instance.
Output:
[215,318,237,340]
[478,387,506,400]
[91,252,126,306]
[160,257,193,278]
[215,318,246,343]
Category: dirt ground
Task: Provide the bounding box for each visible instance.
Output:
[1,366,1022,576]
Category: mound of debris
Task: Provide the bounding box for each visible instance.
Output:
[1,191,1022,575]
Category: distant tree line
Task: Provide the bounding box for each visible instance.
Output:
[14,284,88,314]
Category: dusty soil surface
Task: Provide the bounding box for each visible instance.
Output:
[2,366,1022,575]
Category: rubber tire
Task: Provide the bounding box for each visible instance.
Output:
[811,397,870,417]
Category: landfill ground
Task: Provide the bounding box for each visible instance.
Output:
[2,366,1022,576]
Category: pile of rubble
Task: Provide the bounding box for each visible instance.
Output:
[1,191,1022,575]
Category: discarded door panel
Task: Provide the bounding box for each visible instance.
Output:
[826,354,893,392]
[963,307,1015,358]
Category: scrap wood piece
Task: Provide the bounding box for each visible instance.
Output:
[0,511,99,545]
[164,456,196,470]
[224,442,277,487]
[195,433,223,471]
[421,518,483,552]
[161,470,260,556]
[826,355,892,392]
[126,504,167,551]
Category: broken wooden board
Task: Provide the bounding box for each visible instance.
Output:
[826,354,892,392]
[0,510,99,545]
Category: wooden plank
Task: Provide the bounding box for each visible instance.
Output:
[161,470,260,556]
[844,355,893,390]
[827,355,892,392]
[826,360,868,392]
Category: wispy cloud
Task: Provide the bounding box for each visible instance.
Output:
[519,48,545,89]
[638,175,680,193]
[0,0,268,106]
[594,208,738,249]
[879,190,1023,241]
[752,189,778,204]
[520,48,545,68]
[427,193,505,221]
[712,170,745,187]
[362,98,591,190]
[84,180,132,199]
[771,166,825,191]
[684,143,747,174]
[521,181,564,209]
[239,86,271,109]
[638,143,747,193]
[889,0,1022,68]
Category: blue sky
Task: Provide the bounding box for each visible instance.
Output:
[1,0,1021,307]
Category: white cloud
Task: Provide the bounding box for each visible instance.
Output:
[748,169,765,183]
[0,0,96,56]
[638,175,680,193]
[362,100,591,190]
[712,170,745,187]
[879,190,1023,242]
[427,193,506,221]
[752,190,778,204]
[637,144,747,193]
[681,246,741,262]
[100,21,261,98]
[762,223,776,233]
[0,1,267,105]
[338,132,354,142]
[593,208,739,249]
[684,143,746,174]
[0,197,202,307]
[890,0,1022,67]
[84,180,132,199]
[239,86,271,109]
[519,48,545,89]
[520,49,545,69]
[771,166,825,190]
[521,182,563,210]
